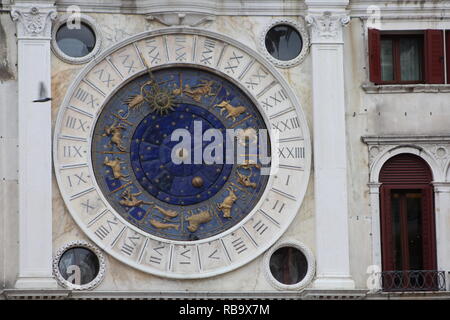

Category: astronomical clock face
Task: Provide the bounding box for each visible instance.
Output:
[54,29,310,278]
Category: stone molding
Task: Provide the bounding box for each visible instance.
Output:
[11,3,57,39]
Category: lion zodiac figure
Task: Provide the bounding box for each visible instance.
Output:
[215,100,246,122]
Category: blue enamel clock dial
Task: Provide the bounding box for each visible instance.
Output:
[92,67,270,241]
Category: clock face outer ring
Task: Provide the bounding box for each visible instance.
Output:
[53,27,311,279]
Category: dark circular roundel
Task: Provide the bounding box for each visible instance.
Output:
[269,246,308,285]
[265,24,303,61]
[58,247,100,285]
[92,67,270,241]
[56,22,96,58]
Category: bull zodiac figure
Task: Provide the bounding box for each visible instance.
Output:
[217,187,238,218]
[104,157,129,180]
[103,121,127,152]
[215,100,246,122]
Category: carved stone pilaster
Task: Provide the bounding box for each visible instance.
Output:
[306,11,349,44]
[11,3,57,39]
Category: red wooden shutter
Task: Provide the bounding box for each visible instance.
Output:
[421,186,437,270]
[379,154,432,185]
[380,186,394,271]
[446,31,450,84]
[425,29,445,84]
[368,28,381,83]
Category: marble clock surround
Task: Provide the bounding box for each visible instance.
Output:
[51,13,315,291]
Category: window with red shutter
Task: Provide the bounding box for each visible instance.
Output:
[368,29,448,85]
[379,154,437,291]
[425,29,445,84]
[368,28,381,83]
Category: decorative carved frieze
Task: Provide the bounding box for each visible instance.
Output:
[306,11,349,44]
[146,12,215,28]
[11,3,57,39]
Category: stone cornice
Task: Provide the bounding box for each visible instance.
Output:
[11,3,56,39]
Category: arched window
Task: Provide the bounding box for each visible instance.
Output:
[379,153,437,291]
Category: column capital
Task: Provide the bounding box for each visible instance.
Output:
[432,182,450,193]
[11,2,57,40]
[306,11,350,44]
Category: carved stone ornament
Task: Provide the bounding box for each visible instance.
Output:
[146,12,215,28]
[53,240,106,291]
[305,11,350,43]
[259,18,310,68]
[11,4,57,39]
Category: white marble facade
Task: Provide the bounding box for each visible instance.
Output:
[1,0,450,298]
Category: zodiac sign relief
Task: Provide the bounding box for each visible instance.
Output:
[103,121,127,152]
[154,205,178,218]
[215,100,246,122]
[150,219,179,230]
[186,210,212,232]
[237,159,261,170]
[217,187,238,218]
[119,187,153,207]
[104,157,129,180]
[237,169,257,189]
[182,80,215,102]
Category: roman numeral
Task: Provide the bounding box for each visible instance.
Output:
[93,69,114,87]
[175,36,187,61]
[200,39,215,65]
[94,218,118,240]
[118,54,137,74]
[74,88,98,109]
[208,249,220,260]
[232,237,247,254]
[149,245,164,264]
[261,89,287,110]
[245,67,268,89]
[272,199,286,213]
[121,235,140,256]
[179,248,191,264]
[81,198,95,213]
[224,51,244,74]
[253,220,268,235]
[278,147,304,159]
[272,116,300,132]
[145,39,161,64]
[63,146,83,158]
[67,172,88,187]
[65,115,88,132]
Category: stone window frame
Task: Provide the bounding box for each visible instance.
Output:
[259,18,310,68]
[362,135,450,290]
[263,240,315,291]
[53,240,106,290]
[51,14,102,64]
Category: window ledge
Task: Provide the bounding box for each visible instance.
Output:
[361,83,450,94]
